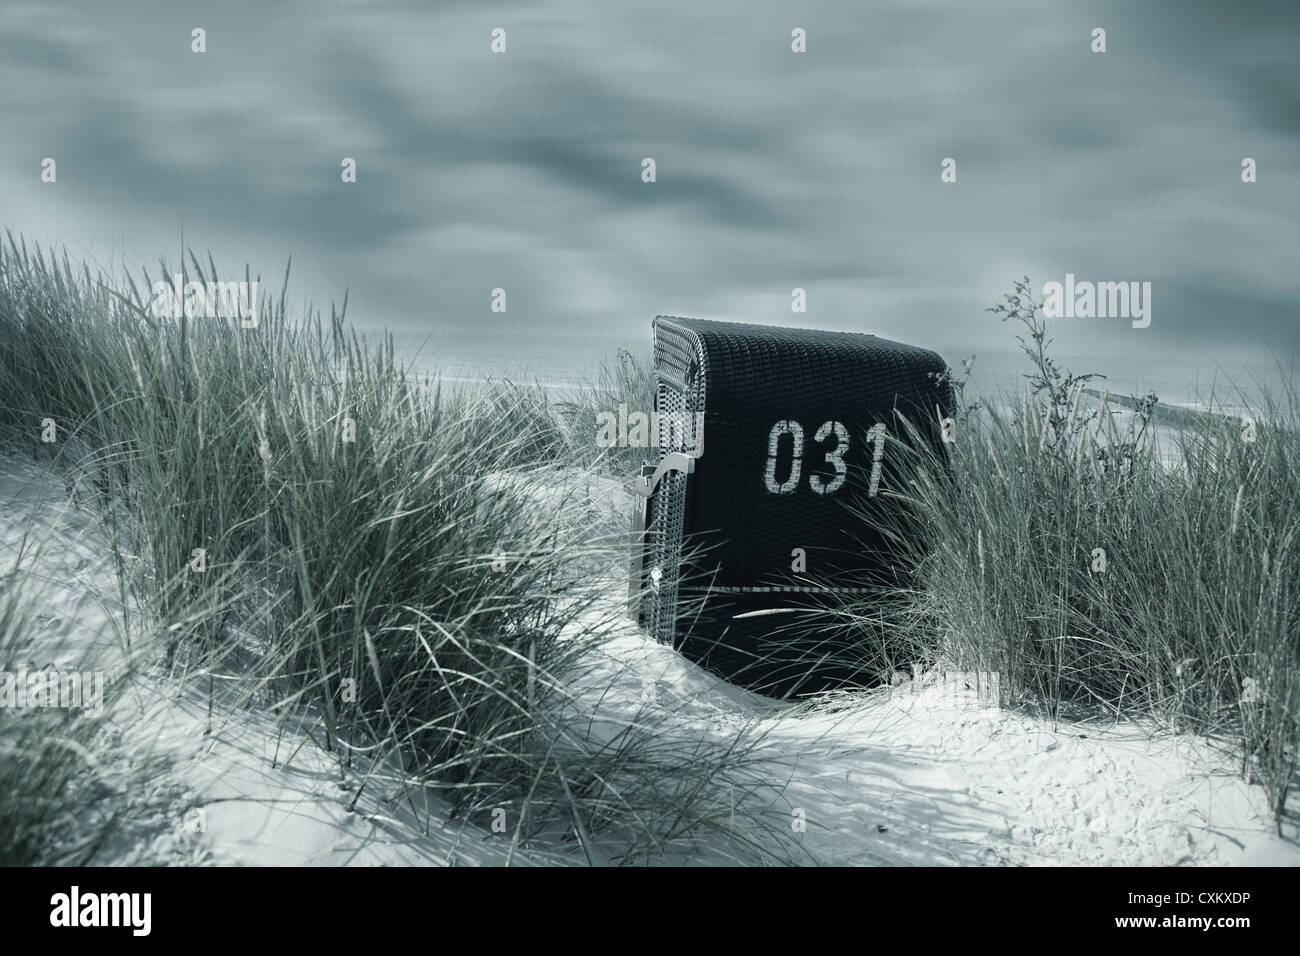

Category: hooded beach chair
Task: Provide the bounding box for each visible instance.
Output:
[629,315,953,697]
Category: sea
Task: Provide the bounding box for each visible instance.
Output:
[386,327,1293,416]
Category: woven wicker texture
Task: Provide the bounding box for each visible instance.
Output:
[636,315,953,697]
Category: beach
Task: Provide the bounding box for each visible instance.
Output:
[5,447,1295,867]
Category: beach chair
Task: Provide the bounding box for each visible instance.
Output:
[629,315,953,697]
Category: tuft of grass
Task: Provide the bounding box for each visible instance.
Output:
[0,556,189,865]
[478,346,658,477]
[843,277,1299,827]
[0,235,799,864]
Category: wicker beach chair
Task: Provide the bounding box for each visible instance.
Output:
[630,315,953,698]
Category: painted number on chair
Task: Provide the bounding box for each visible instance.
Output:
[763,420,884,497]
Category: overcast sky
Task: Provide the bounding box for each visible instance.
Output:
[1,0,1296,387]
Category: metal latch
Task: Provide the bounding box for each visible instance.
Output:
[628,451,698,619]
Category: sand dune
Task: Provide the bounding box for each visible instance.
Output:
[3,453,1295,866]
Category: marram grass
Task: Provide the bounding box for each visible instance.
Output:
[842,278,1299,828]
[0,235,801,865]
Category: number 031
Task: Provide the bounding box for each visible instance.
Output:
[763,421,886,497]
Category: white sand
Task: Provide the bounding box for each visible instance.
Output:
[574,606,1300,867]
[2,455,1296,866]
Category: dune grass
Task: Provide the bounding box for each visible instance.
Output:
[4,237,1292,860]
[476,346,658,477]
[0,548,203,865]
[848,278,1299,827]
[0,235,800,865]
[0,568,112,864]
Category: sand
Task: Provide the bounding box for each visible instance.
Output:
[2,454,1296,866]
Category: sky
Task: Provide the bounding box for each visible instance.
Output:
[1,0,1296,393]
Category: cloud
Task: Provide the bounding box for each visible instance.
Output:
[0,0,1296,378]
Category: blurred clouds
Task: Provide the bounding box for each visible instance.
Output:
[0,0,1296,377]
